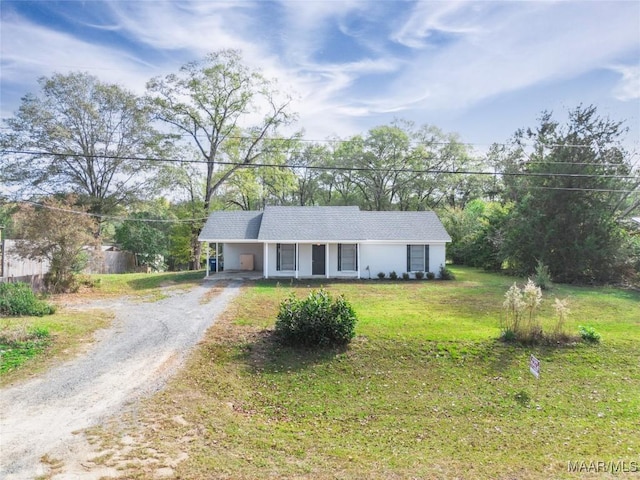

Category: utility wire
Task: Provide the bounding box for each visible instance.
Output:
[14,199,207,224]
[2,149,638,180]
[3,127,636,150]
[8,185,639,225]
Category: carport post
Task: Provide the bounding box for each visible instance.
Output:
[205,243,210,277]
[216,242,219,273]
[325,243,329,279]
[264,242,269,279]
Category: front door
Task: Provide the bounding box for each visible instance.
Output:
[312,244,326,276]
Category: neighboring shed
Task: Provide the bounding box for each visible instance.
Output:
[199,206,451,279]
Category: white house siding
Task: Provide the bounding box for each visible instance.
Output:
[297,244,313,277]
[328,243,359,278]
[359,242,448,278]
[264,241,447,279]
[223,243,264,271]
[265,242,298,278]
[266,242,343,278]
[428,244,447,277]
[359,243,406,278]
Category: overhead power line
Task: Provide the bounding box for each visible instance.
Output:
[8,185,639,225]
[3,127,638,151]
[527,186,639,193]
[15,199,207,224]
[2,149,638,181]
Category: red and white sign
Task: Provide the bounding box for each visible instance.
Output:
[529,355,540,379]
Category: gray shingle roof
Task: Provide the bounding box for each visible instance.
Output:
[199,211,263,240]
[359,211,451,242]
[199,206,451,242]
[257,206,362,241]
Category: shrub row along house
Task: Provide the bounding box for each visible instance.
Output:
[199,206,451,279]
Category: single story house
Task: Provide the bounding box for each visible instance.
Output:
[198,206,451,279]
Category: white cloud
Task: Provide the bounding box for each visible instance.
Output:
[0,14,156,118]
[274,0,366,63]
[102,1,257,56]
[372,1,640,114]
[391,1,484,49]
[610,64,640,101]
[83,1,382,139]
[1,0,638,145]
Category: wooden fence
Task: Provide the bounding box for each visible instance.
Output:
[0,274,46,292]
[1,240,136,277]
[1,240,50,278]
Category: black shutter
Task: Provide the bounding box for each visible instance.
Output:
[338,244,342,271]
[407,245,411,272]
[276,243,281,271]
[355,244,358,270]
[425,245,430,272]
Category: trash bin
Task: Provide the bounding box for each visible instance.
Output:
[209,258,217,272]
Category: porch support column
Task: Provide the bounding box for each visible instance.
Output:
[325,243,329,279]
[205,243,210,277]
[295,243,299,279]
[264,242,269,279]
[215,243,219,273]
[357,243,361,279]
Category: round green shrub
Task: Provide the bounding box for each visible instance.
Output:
[275,289,357,348]
[439,266,455,280]
[0,282,55,316]
[578,325,601,343]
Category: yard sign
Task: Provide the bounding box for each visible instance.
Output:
[529,354,540,379]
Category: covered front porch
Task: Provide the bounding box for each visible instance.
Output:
[204,241,363,279]
[263,242,361,279]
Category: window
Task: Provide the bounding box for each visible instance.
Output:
[277,244,296,271]
[338,244,357,271]
[407,245,429,272]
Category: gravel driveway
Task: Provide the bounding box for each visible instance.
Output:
[0,280,242,479]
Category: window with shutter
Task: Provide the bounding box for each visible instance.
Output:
[338,244,357,271]
[408,244,426,272]
[277,244,296,271]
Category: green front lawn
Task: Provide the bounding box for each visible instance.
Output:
[98,267,639,479]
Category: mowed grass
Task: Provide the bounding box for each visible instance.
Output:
[103,267,640,480]
[0,311,112,385]
[88,269,205,298]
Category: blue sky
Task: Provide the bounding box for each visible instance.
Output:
[1,0,639,154]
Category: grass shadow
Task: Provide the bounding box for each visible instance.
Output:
[254,278,367,290]
[125,270,205,291]
[484,341,521,374]
[475,335,590,377]
[237,328,349,374]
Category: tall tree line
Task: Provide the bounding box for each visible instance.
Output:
[1,50,638,284]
